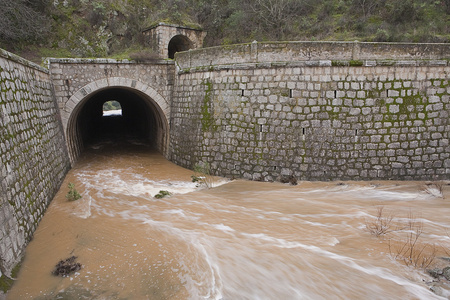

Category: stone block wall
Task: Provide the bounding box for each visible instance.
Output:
[143,23,206,59]
[48,58,175,123]
[0,49,70,275]
[171,51,450,181]
[176,41,450,70]
[48,58,175,163]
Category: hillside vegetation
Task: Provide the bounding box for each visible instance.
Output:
[1,0,450,62]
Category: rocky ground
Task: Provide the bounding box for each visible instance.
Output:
[427,257,450,298]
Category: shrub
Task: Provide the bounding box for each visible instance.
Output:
[191,162,215,188]
[66,183,82,201]
[365,206,396,237]
[0,0,50,44]
[154,190,171,199]
[388,212,437,269]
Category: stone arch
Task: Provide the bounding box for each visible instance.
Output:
[63,77,170,165]
[142,24,206,59]
[168,35,193,59]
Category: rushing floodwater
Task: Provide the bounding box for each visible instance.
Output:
[7,142,450,299]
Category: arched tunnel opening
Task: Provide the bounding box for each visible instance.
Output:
[67,87,168,163]
[168,35,193,59]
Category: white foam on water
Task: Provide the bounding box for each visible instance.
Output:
[72,168,234,219]
[299,184,423,202]
[238,232,440,299]
[141,218,224,300]
[76,168,230,202]
[326,237,340,246]
[211,224,235,233]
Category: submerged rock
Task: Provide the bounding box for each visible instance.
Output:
[427,268,443,278]
[430,283,450,298]
[279,175,298,185]
[444,267,450,281]
[428,260,450,297]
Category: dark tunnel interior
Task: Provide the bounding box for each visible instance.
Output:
[168,35,193,59]
[77,88,162,147]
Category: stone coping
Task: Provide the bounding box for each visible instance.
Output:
[45,57,175,65]
[176,41,450,71]
[177,59,450,74]
[142,22,204,32]
[0,48,49,73]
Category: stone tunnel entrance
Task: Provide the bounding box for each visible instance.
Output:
[66,86,169,164]
[168,35,193,59]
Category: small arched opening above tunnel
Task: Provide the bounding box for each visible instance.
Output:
[168,35,193,59]
[66,84,169,164]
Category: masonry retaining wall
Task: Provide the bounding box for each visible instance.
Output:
[0,49,70,276]
[171,42,450,181]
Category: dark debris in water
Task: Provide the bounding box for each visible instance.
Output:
[52,256,82,277]
[279,175,298,185]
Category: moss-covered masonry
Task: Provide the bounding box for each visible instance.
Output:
[171,42,450,181]
[0,49,70,279]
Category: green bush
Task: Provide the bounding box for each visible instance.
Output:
[191,162,215,189]
[154,190,171,199]
[66,183,82,201]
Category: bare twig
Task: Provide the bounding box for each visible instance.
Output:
[388,212,437,269]
[365,206,395,237]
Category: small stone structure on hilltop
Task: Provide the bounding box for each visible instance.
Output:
[142,23,206,59]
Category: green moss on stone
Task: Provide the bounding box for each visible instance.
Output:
[331,60,348,67]
[0,259,22,293]
[0,274,13,293]
[200,79,217,132]
[398,94,423,114]
[349,60,363,66]
[280,88,290,97]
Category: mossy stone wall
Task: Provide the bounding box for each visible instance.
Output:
[171,52,450,181]
[0,49,70,276]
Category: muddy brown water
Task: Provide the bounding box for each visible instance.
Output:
[7,141,450,299]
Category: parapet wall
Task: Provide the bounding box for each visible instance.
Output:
[176,41,450,70]
[171,42,450,181]
[0,49,70,276]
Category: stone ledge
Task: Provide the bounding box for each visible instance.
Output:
[45,57,175,65]
[0,48,49,74]
[178,59,450,74]
[176,41,450,70]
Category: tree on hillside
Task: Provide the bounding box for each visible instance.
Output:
[248,0,315,40]
[0,0,49,46]
[353,0,383,19]
[443,0,450,13]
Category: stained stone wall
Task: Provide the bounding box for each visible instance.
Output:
[0,49,70,276]
[47,58,174,163]
[171,42,450,181]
